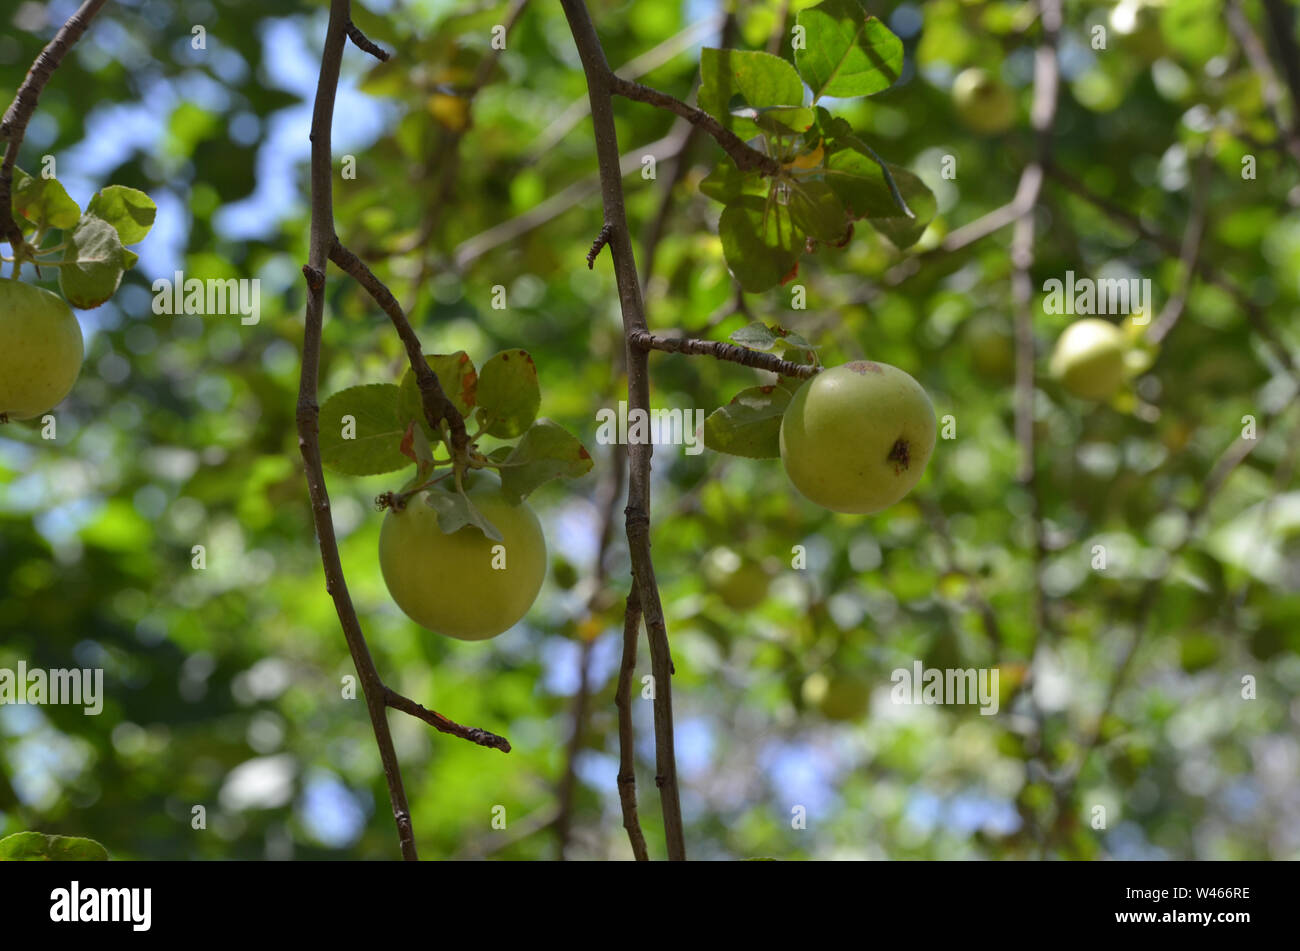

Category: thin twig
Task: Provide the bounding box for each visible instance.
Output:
[587,223,613,269]
[562,0,686,861]
[329,239,468,457]
[345,19,390,61]
[555,437,627,858]
[608,74,780,176]
[299,0,420,862]
[0,0,109,252]
[616,583,651,861]
[630,329,819,378]
[383,687,511,752]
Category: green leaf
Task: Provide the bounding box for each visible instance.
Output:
[59,213,128,309]
[0,831,109,861]
[319,384,411,475]
[795,1,903,101]
[700,161,766,204]
[703,384,794,459]
[745,105,817,135]
[700,48,806,140]
[11,168,81,231]
[788,180,848,242]
[497,418,593,503]
[475,349,540,438]
[423,486,503,542]
[86,185,157,245]
[729,322,817,354]
[718,195,801,293]
[824,148,935,248]
[398,351,478,438]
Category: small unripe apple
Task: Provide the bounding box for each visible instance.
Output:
[1049,318,1127,401]
[0,279,84,421]
[802,672,871,721]
[379,471,546,640]
[952,67,1016,135]
[779,361,937,514]
[702,546,769,611]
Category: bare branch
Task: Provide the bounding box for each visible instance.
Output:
[586,223,613,269]
[383,688,511,752]
[561,0,686,860]
[298,0,420,862]
[616,584,650,861]
[555,438,627,858]
[608,74,780,176]
[0,0,109,252]
[346,19,390,61]
[328,239,468,458]
[630,329,819,379]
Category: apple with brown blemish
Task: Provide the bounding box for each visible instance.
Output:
[779,361,937,514]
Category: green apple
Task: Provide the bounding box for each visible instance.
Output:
[802,672,871,721]
[779,361,937,514]
[702,546,769,611]
[1049,318,1127,401]
[379,470,547,640]
[0,279,84,421]
[952,67,1016,135]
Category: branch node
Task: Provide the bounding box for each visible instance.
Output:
[587,223,613,268]
[301,264,325,291]
[346,20,391,61]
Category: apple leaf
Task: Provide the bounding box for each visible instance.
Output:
[497,418,593,503]
[743,104,817,135]
[699,161,766,204]
[423,486,503,542]
[703,384,794,459]
[824,147,935,248]
[718,195,801,293]
[729,322,817,354]
[86,185,157,245]
[59,213,128,309]
[319,383,411,475]
[795,1,903,101]
[0,831,109,861]
[398,351,478,439]
[700,48,806,141]
[475,349,540,438]
[787,179,848,242]
[10,168,81,231]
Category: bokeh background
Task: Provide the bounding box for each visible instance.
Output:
[2,0,1298,860]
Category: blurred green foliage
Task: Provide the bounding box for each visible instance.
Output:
[1,0,1297,860]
